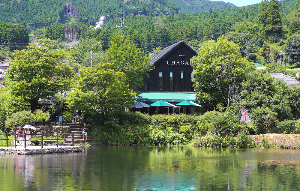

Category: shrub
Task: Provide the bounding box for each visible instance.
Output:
[196,110,241,136]
[60,111,73,122]
[236,132,255,148]
[34,109,50,122]
[5,111,35,132]
[276,120,297,134]
[250,107,277,134]
[194,134,235,148]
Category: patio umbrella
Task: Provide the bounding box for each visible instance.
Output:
[176,100,200,114]
[132,101,150,109]
[150,100,173,107]
[150,100,173,114]
[23,124,36,130]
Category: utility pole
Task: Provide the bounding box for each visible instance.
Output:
[90,51,98,68]
[90,51,93,68]
[116,14,127,37]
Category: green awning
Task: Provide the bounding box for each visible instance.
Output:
[176,100,197,106]
[136,92,195,103]
[150,100,173,107]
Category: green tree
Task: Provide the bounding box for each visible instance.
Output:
[0,45,11,59]
[0,88,27,132]
[103,33,153,92]
[5,111,35,132]
[72,37,103,68]
[240,71,300,121]
[191,36,254,107]
[5,39,74,112]
[226,22,260,62]
[257,0,283,37]
[284,35,300,67]
[65,62,136,118]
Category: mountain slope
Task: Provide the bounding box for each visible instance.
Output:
[0,0,180,26]
[168,0,236,14]
[0,0,239,26]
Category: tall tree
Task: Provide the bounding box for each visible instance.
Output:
[191,36,254,107]
[5,39,74,112]
[103,33,153,92]
[0,88,27,132]
[65,62,136,118]
[257,0,282,37]
[287,0,300,34]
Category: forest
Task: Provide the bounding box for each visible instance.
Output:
[0,0,243,27]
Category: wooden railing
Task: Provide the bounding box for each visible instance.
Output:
[0,131,74,148]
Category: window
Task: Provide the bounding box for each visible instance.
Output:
[191,73,194,91]
[180,71,184,91]
[159,72,163,91]
[170,72,173,91]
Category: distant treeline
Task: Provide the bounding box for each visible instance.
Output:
[0,23,29,51]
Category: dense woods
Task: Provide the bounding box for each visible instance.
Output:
[0,23,29,51]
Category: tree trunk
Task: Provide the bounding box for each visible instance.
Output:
[30,99,38,112]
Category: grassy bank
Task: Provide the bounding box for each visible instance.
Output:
[193,133,300,149]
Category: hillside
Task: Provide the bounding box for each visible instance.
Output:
[168,0,236,14]
[0,0,239,26]
[0,0,180,26]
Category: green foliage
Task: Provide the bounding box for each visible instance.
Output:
[0,45,11,58]
[196,106,242,137]
[0,129,11,147]
[66,62,136,117]
[0,22,29,51]
[5,39,74,112]
[34,109,49,122]
[276,120,298,134]
[92,112,200,145]
[226,22,260,62]
[241,70,300,123]
[250,107,277,134]
[103,33,153,91]
[191,36,254,107]
[284,35,300,67]
[168,0,236,14]
[5,111,35,131]
[45,23,64,41]
[257,0,282,37]
[0,0,179,25]
[0,88,27,132]
[236,132,255,148]
[60,111,73,123]
[194,133,255,148]
[72,37,103,68]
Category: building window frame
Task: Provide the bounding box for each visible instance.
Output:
[180,71,184,91]
[170,72,173,91]
[159,72,163,91]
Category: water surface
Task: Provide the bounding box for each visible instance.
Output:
[1,146,300,190]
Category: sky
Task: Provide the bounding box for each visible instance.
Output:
[215,0,262,7]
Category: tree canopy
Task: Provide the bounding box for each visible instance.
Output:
[65,62,136,118]
[191,36,255,107]
[5,39,74,112]
[103,33,153,92]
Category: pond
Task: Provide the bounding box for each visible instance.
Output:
[1,146,300,190]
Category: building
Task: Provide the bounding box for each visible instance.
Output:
[269,73,300,88]
[136,41,200,114]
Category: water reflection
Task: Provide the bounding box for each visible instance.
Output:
[1,147,300,190]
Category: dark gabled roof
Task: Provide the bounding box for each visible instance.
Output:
[269,73,300,87]
[150,41,197,64]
